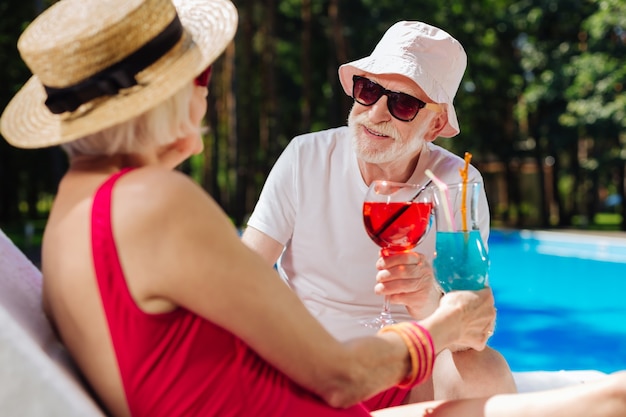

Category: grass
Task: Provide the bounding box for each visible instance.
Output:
[585,212,623,231]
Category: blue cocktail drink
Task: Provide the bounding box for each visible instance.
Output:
[429,177,490,293]
[434,230,489,291]
[433,230,489,292]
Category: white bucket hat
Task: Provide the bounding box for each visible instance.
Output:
[0,0,237,149]
[338,21,467,138]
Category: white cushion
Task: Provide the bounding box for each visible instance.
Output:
[513,369,607,393]
[0,228,105,416]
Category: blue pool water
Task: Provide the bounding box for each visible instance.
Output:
[487,229,626,373]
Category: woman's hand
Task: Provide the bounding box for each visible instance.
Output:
[421,288,496,353]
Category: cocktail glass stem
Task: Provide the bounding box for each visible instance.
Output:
[380,296,395,323]
[360,295,396,329]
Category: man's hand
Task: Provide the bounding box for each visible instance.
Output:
[374,251,442,319]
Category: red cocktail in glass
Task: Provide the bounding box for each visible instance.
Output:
[361,180,433,328]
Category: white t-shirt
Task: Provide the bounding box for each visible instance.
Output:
[247,126,489,340]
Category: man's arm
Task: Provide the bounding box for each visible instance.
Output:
[241,226,284,267]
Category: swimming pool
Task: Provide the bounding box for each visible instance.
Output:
[487,229,626,373]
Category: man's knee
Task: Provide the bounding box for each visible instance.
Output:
[432,347,517,400]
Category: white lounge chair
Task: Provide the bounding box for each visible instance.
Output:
[0,228,105,416]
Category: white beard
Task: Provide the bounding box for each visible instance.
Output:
[347,107,428,165]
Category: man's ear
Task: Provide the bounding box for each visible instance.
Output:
[424,111,447,142]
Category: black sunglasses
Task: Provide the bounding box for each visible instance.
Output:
[352,75,441,122]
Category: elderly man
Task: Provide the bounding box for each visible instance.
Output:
[242,21,516,409]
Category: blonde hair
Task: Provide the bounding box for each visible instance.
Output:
[62,83,196,157]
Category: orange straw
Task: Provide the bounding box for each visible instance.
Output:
[458,152,472,232]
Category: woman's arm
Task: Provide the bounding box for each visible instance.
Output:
[114,169,494,407]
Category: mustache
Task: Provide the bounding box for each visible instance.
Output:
[349,112,400,140]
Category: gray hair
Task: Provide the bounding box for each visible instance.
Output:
[62,83,196,157]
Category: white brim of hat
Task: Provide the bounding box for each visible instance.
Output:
[338,56,460,138]
[0,0,238,149]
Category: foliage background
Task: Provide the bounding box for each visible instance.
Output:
[1,0,624,250]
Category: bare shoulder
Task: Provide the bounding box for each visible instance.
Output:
[110,166,240,309]
[116,167,205,205]
[113,167,226,224]
[116,166,233,248]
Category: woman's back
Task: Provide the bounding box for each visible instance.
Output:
[42,167,131,416]
[42,167,249,416]
[42,166,372,417]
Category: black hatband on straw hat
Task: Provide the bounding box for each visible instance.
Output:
[45,16,184,115]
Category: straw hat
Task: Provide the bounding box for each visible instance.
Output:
[338,21,467,138]
[0,0,238,149]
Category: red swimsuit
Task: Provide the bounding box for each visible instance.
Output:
[91,169,385,416]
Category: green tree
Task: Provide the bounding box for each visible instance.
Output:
[512,0,599,227]
[0,0,64,229]
[2,0,623,234]
[560,0,626,229]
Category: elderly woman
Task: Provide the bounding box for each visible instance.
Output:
[1,0,625,417]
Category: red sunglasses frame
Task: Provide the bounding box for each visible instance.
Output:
[194,66,212,87]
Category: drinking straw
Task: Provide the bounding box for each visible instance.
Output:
[373,179,433,239]
[424,169,455,232]
[458,152,472,232]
